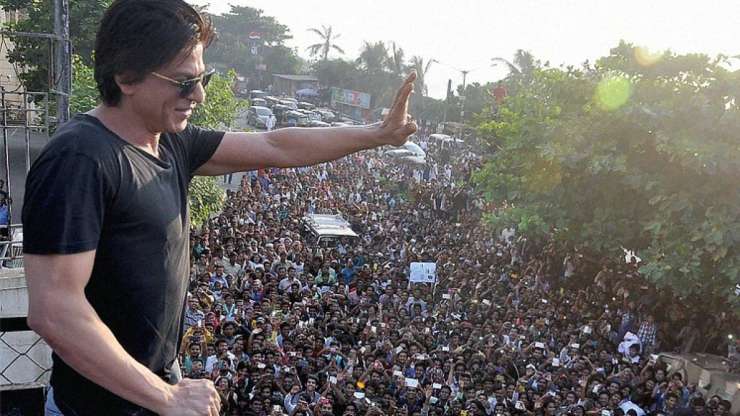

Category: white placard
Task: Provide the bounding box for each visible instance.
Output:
[410,262,437,283]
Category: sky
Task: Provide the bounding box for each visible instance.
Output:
[193,0,740,100]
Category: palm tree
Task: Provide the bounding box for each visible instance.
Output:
[410,56,434,96]
[306,25,345,62]
[389,42,406,77]
[357,41,389,74]
[491,49,537,80]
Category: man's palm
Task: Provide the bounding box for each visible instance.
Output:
[379,72,418,146]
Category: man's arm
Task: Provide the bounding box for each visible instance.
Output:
[25,252,220,416]
[195,73,417,176]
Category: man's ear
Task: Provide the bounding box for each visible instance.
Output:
[114,72,140,97]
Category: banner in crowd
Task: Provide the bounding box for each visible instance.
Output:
[409,262,437,283]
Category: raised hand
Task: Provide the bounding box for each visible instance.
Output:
[375,72,418,146]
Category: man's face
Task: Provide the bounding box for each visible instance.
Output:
[120,43,206,134]
[666,396,677,408]
[306,378,317,391]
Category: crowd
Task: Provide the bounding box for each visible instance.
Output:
[181,136,738,416]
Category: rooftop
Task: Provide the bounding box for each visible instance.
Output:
[272,74,319,82]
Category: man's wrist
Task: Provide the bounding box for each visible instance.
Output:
[362,123,386,148]
[153,383,176,414]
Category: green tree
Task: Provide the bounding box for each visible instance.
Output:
[0,0,111,93]
[474,42,740,310]
[70,54,97,115]
[190,70,247,130]
[388,42,406,77]
[306,25,344,62]
[355,41,401,109]
[409,56,433,97]
[456,81,497,123]
[205,5,303,86]
[312,58,361,90]
[356,41,389,74]
[187,69,246,228]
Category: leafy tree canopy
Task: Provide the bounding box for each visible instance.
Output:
[474,41,740,308]
[204,5,303,83]
[0,0,111,92]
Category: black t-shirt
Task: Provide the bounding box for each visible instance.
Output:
[22,114,224,415]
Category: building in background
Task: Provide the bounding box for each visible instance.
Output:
[0,9,25,102]
[271,74,319,97]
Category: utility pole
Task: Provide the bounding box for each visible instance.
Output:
[434,60,480,136]
[442,78,452,127]
[53,0,71,124]
[459,70,469,122]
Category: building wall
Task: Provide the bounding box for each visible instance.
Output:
[0,9,24,95]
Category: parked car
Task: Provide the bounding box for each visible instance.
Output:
[308,120,331,127]
[316,109,336,122]
[279,99,298,110]
[282,110,310,127]
[264,96,281,108]
[249,90,266,100]
[247,106,273,129]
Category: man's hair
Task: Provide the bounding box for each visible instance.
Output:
[94,0,215,106]
[691,398,706,407]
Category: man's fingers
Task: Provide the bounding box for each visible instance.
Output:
[390,72,416,115]
[405,71,417,84]
[404,121,418,135]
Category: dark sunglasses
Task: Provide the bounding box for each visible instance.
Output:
[151,69,215,98]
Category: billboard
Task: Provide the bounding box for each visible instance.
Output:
[331,87,371,109]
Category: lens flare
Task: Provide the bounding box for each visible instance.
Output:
[595,75,632,111]
[634,46,662,67]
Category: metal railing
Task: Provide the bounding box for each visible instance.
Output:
[0,224,23,268]
[1,90,53,232]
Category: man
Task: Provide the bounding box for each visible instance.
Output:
[184,295,205,330]
[211,264,229,288]
[205,339,236,374]
[637,312,657,355]
[23,1,416,415]
[0,194,8,240]
[223,251,243,278]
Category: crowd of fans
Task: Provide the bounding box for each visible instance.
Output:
[182,136,738,416]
